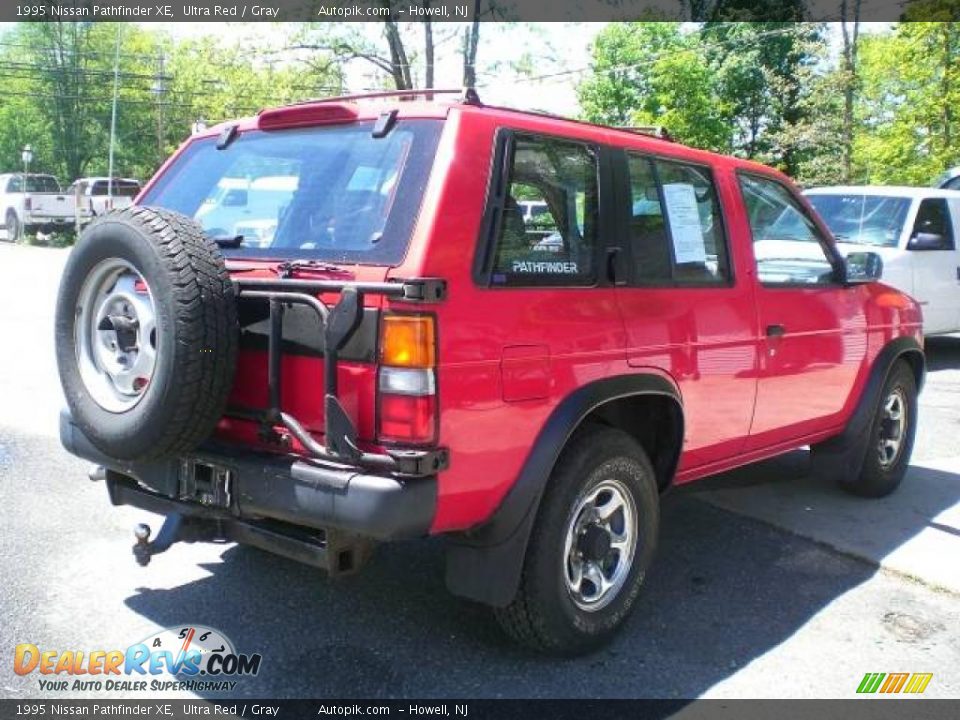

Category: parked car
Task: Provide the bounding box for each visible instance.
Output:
[805,186,960,335]
[0,173,76,241]
[56,91,924,655]
[933,166,960,190]
[68,177,142,220]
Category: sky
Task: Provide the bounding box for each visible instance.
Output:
[149,21,605,115]
[147,21,891,116]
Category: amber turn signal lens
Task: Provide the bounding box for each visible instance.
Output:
[380,315,436,368]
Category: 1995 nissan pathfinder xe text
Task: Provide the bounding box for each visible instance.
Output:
[56,89,925,655]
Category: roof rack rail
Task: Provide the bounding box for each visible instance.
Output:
[620,125,673,141]
[280,88,482,109]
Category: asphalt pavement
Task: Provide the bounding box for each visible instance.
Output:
[1,242,958,699]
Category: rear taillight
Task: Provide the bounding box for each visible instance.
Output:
[24,197,31,211]
[377,314,437,445]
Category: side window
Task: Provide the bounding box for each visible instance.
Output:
[7,176,21,193]
[653,159,730,284]
[739,174,837,285]
[489,134,598,286]
[626,154,672,283]
[911,198,955,250]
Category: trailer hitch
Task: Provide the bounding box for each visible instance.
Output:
[132,514,219,566]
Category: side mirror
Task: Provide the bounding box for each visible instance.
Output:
[843,251,883,285]
[909,231,948,251]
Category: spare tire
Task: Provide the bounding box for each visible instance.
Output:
[56,206,238,460]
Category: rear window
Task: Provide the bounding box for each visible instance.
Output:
[8,175,60,193]
[91,180,141,197]
[140,120,442,265]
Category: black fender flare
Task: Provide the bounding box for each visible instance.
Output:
[811,336,925,482]
[445,373,683,608]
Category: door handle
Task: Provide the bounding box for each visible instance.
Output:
[766,324,786,338]
[607,247,626,286]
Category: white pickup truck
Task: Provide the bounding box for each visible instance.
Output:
[805,186,960,335]
[0,173,79,241]
[67,177,142,221]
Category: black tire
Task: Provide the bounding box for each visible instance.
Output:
[55,206,237,460]
[494,425,659,655]
[838,360,917,498]
[5,209,20,242]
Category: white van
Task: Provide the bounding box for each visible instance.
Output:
[805,186,960,335]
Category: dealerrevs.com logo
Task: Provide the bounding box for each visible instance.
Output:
[14,625,262,693]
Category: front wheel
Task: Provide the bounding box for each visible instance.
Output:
[494,425,659,655]
[839,360,918,498]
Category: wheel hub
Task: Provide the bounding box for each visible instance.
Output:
[877,386,907,470]
[562,479,638,612]
[577,523,612,563]
[75,258,158,413]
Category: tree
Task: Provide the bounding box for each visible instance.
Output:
[0,21,340,184]
[839,1,862,182]
[853,22,960,185]
[577,23,689,127]
[702,23,824,175]
[293,5,487,93]
[629,48,731,150]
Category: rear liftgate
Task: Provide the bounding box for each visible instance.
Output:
[126,275,448,574]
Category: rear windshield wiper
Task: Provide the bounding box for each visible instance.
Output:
[276,258,348,278]
[210,234,244,249]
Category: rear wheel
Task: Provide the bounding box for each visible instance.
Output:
[5,210,20,242]
[495,425,659,655]
[839,361,918,498]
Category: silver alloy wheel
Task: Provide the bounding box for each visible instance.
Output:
[562,478,638,612]
[75,258,158,413]
[877,386,908,470]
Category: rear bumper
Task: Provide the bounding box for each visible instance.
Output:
[59,409,436,541]
[26,216,73,227]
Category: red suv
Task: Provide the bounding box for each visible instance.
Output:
[56,90,924,655]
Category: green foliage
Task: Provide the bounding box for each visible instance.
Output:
[630,48,731,152]
[578,23,688,127]
[579,20,960,187]
[853,23,960,185]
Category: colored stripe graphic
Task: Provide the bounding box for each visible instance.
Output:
[857,673,886,694]
[857,672,933,694]
[904,673,933,694]
[880,673,909,693]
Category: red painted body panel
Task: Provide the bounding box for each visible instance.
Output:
[149,99,923,537]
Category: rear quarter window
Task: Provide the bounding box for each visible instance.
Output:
[480,133,600,287]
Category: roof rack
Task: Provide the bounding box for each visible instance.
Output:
[282,87,482,108]
[620,126,674,141]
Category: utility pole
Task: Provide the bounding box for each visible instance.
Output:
[107,25,122,203]
[155,52,166,165]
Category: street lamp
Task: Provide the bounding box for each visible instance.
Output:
[21,144,32,175]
